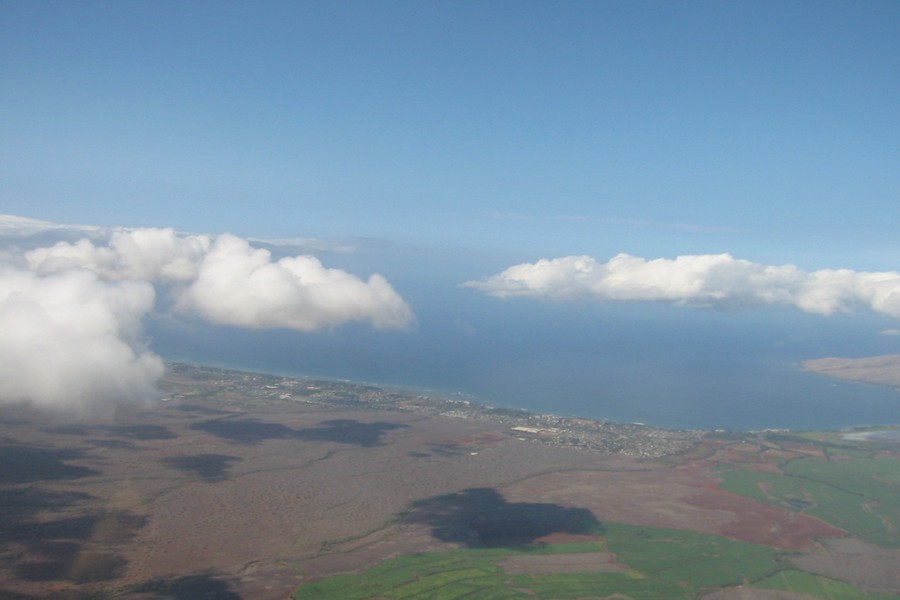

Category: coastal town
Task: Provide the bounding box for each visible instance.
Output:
[162,362,705,458]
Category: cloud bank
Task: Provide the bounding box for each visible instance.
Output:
[0,216,414,414]
[465,253,900,318]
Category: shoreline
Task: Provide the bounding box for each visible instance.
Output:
[161,361,900,447]
[160,361,706,459]
[161,346,900,432]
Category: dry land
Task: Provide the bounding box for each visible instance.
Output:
[2,363,900,599]
[802,354,900,388]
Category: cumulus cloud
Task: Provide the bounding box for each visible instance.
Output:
[25,228,211,282]
[16,223,413,331]
[0,266,163,414]
[464,253,900,318]
[0,215,414,414]
[176,234,413,330]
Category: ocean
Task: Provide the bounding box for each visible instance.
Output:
[148,286,900,432]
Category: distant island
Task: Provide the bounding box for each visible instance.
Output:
[802,354,900,388]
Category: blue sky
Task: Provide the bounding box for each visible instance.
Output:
[3,1,899,269]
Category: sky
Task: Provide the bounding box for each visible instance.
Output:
[1,1,900,421]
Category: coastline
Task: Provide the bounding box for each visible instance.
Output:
[161,356,900,436]
[161,360,900,448]
[160,361,705,459]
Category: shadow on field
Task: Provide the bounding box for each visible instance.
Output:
[0,590,42,599]
[42,424,177,441]
[90,439,137,449]
[9,512,146,583]
[190,417,408,447]
[297,419,408,447]
[163,454,241,482]
[0,488,94,535]
[0,472,146,584]
[129,573,243,599]
[0,445,99,483]
[101,424,176,440]
[0,486,146,584]
[41,425,92,436]
[402,487,602,547]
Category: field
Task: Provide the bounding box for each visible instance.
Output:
[717,442,900,548]
[291,431,900,599]
[292,520,900,600]
[2,364,900,599]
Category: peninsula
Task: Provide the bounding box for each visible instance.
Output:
[802,354,900,388]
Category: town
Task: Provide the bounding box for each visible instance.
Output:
[162,362,705,459]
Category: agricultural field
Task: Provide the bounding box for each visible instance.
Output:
[295,432,900,599]
[717,438,900,548]
[292,522,899,600]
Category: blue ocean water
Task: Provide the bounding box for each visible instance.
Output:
[149,289,900,432]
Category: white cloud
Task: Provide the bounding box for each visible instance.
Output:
[0,266,163,414]
[25,228,211,282]
[176,234,414,331]
[0,215,415,413]
[465,253,900,318]
[16,221,413,332]
[880,329,900,336]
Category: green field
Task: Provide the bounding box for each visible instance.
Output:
[754,569,900,600]
[717,442,900,547]
[293,524,786,599]
[293,523,898,599]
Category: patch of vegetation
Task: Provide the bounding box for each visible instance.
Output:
[717,448,900,547]
[293,524,787,599]
[754,569,899,600]
[785,457,900,547]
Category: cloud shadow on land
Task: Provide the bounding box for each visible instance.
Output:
[101,424,176,440]
[297,419,409,447]
[0,488,94,538]
[189,417,408,447]
[15,546,128,583]
[0,486,146,584]
[41,425,92,436]
[400,487,602,548]
[163,454,241,482]
[12,512,146,582]
[0,590,41,599]
[41,423,177,441]
[175,403,230,415]
[128,573,243,599]
[0,445,99,483]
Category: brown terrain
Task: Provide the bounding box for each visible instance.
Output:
[802,354,900,388]
[0,365,883,599]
